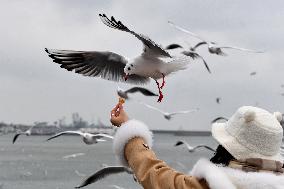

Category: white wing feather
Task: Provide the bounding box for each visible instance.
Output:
[94,133,114,139]
[168,109,199,116]
[218,46,264,53]
[139,101,166,114]
[168,21,207,42]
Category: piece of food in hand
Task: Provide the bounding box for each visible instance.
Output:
[118,97,125,105]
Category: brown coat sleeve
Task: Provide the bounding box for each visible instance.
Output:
[125,137,209,189]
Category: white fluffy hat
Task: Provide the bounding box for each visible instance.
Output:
[212,106,283,161]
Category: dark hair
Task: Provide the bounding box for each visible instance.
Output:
[210,145,235,166]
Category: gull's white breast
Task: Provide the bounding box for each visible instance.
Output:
[132,56,186,80]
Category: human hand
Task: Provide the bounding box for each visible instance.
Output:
[110,104,129,127]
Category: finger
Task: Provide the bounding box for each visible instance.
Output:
[111,109,117,117]
[119,104,123,110]
[112,104,120,112]
[115,109,120,117]
[111,104,120,116]
[110,112,115,118]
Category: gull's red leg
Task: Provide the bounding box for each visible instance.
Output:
[155,80,164,102]
[160,73,165,89]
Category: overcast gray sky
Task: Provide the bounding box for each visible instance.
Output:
[0,0,284,130]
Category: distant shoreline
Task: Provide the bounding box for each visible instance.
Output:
[152,130,211,136]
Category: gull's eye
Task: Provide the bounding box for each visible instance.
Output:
[128,67,131,71]
[131,64,133,67]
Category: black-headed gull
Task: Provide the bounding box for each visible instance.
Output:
[140,102,198,120]
[168,21,264,56]
[62,153,85,159]
[13,125,35,144]
[165,43,211,73]
[175,140,215,153]
[109,185,126,189]
[216,97,221,104]
[250,71,257,76]
[75,166,132,188]
[45,14,191,102]
[46,131,113,145]
[117,86,158,100]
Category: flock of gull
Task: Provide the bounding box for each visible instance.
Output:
[10,13,270,188]
[45,14,263,103]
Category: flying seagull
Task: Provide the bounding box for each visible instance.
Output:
[168,21,264,56]
[75,166,132,188]
[216,97,221,104]
[12,125,35,144]
[165,43,211,73]
[109,185,126,189]
[140,102,198,120]
[250,71,257,76]
[175,140,215,153]
[62,153,85,159]
[117,86,158,100]
[46,131,113,145]
[45,14,191,102]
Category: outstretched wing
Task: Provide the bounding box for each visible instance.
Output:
[198,55,211,73]
[109,185,125,189]
[75,166,128,188]
[93,133,114,139]
[126,87,158,97]
[165,44,183,50]
[169,109,199,116]
[211,117,228,123]
[218,46,264,53]
[183,51,211,73]
[99,14,171,58]
[46,131,83,141]
[12,133,22,144]
[174,140,193,150]
[195,145,216,152]
[139,101,165,114]
[168,21,208,42]
[191,41,208,50]
[45,48,149,85]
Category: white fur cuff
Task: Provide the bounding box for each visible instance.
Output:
[191,159,236,189]
[113,119,153,167]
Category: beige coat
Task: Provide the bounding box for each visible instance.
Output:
[113,119,284,189]
[125,137,209,189]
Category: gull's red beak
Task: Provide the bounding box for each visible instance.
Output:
[123,74,129,81]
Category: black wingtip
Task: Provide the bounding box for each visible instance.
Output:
[99,13,107,18]
[75,183,87,189]
[175,141,183,146]
[206,65,211,74]
[165,44,183,50]
[44,48,49,53]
